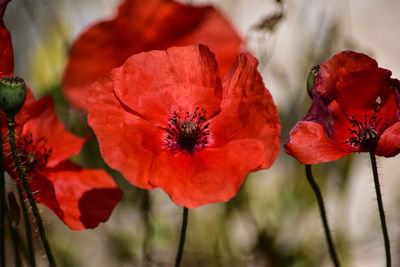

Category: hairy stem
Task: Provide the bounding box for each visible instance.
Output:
[15,183,36,267]
[305,165,340,267]
[0,116,5,267]
[369,153,391,267]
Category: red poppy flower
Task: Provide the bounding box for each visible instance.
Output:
[285,51,400,164]
[2,96,123,230]
[0,0,123,230]
[62,0,242,113]
[87,44,280,208]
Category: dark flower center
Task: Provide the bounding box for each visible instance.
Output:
[343,109,390,152]
[165,107,210,154]
[20,133,52,173]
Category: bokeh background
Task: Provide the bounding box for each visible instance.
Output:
[3,0,400,266]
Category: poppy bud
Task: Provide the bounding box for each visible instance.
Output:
[0,76,27,120]
[307,65,319,97]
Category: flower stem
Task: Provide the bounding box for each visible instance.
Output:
[369,153,391,267]
[305,165,340,267]
[7,120,56,267]
[5,204,22,267]
[141,190,152,266]
[0,116,5,267]
[15,181,36,267]
[174,207,188,267]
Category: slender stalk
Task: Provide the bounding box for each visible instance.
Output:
[5,203,22,267]
[141,190,152,266]
[305,165,340,267]
[7,121,56,267]
[0,116,5,267]
[369,153,391,267]
[15,182,36,266]
[174,207,189,267]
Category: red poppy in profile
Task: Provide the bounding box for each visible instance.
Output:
[87,44,280,208]
[0,0,123,230]
[62,0,243,113]
[285,51,400,164]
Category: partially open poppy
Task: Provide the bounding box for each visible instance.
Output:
[285,51,400,164]
[87,44,280,208]
[62,0,243,113]
[0,0,123,230]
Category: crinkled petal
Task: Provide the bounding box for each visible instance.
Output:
[113,45,222,126]
[6,158,122,231]
[285,121,350,164]
[209,53,280,168]
[149,139,264,208]
[88,70,162,189]
[315,51,378,102]
[62,0,241,112]
[21,96,84,167]
[42,161,122,230]
[376,122,400,157]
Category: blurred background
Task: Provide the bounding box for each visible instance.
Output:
[3,0,400,266]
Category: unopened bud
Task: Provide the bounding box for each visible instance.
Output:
[307,65,319,98]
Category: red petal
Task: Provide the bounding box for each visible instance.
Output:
[315,51,378,102]
[284,121,350,164]
[21,97,85,167]
[335,68,394,114]
[62,0,242,113]
[41,161,122,230]
[12,87,41,124]
[88,70,162,189]
[376,122,400,157]
[149,139,264,208]
[113,45,222,126]
[6,160,122,230]
[209,53,280,168]
[328,100,359,152]
[0,22,13,77]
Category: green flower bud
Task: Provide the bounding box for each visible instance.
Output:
[307,65,319,97]
[0,76,27,120]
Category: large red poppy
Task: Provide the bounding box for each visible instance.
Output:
[61,0,243,113]
[0,0,123,230]
[87,44,280,208]
[285,51,400,164]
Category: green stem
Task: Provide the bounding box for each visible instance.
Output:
[369,153,391,267]
[174,207,188,267]
[305,165,340,267]
[15,182,36,266]
[7,121,56,267]
[0,116,5,267]
[141,190,152,266]
[5,202,22,267]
